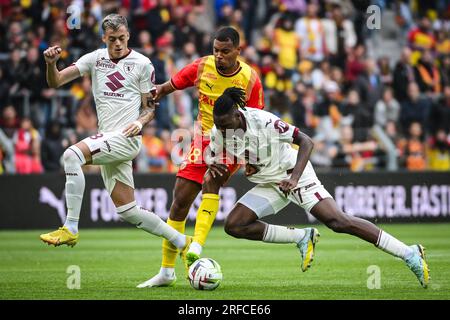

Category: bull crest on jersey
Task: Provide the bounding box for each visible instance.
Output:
[123,62,135,74]
[105,71,125,92]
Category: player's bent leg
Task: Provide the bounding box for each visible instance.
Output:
[112,181,189,250]
[142,177,200,287]
[225,201,316,272]
[310,197,429,287]
[310,198,380,243]
[187,170,229,266]
[40,142,90,247]
[233,185,318,271]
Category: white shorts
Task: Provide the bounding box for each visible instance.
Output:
[237,180,333,219]
[81,131,141,194]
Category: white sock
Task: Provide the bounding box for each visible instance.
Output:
[64,218,79,234]
[262,224,306,244]
[63,146,86,234]
[117,202,186,249]
[376,230,414,260]
[188,241,202,255]
[160,267,175,279]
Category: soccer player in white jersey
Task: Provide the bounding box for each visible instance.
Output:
[208,87,430,288]
[39,14,192,265]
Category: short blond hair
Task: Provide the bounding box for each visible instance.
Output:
[101,14,128,32]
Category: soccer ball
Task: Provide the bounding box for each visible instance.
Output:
[188,258,223,290]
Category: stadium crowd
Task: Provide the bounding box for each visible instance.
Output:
[0,0,449,175]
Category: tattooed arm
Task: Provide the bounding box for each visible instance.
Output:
[122,91,158,137]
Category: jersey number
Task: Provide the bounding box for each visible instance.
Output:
[90,133,104,140]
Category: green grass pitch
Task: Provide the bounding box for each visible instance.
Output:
[1,223,449,300]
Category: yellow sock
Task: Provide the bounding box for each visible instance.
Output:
[193,193,220,246]
[161,218,186,268]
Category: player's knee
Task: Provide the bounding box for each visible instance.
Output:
[63,147,82,167]
[327,214,352,233]
[170,198,191,218]
[224,219,245,238]
[202,172,224,194]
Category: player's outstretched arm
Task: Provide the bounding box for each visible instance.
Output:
[279,131,314,196]
[44,46,81,88]
[154,81,176,101]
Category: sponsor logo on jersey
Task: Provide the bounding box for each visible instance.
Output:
[96,59,115,71]
[199,93,216,107]
[231,79,245,88]
[105,71,125,92]
[204,72,218,80]
[103,92,125,98]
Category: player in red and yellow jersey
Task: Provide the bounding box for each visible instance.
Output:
[137,27,264,288]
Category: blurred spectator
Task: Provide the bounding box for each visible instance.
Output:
[400,82,431,133]
[141,124,168,173]
[408,16,436,64]
[394,0,414,44]
[354,58,383,110]
[441,55,450,86]
[393,47,416,102]
[5,48,24,112]
[332,125,378,171]
[295,2,327,63]
[264,62,293,93]
[290,83,317,136]
[216,0,236,26]
[398,122,427,170]
[13,117,43,174]
[0,128,14,174]
[345,44,366,84]
[0,67,9,106]
[414,49,444,97]
[323,1,357,70]
[160,129,179,173]
[340,88,372,141]
[378,56,393,86]
[0,105,20,139]
[273,15,299,77]
[40,120,68,172]
[427,129,450,171]
[19,47,47,128]
[374,87,401,127]
[436,29,450,58]
[385,120,403,148]
[315,81,343,121]
[70,14,101,52]
[428,85,450,135]
[73,77,97,140]
[137,30,154,57]
[169,6,203,52]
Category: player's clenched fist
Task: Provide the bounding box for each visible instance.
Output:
[43,46,62,64]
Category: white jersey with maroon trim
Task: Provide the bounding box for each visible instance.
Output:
[74,48,155,132]
[209,108,318,185]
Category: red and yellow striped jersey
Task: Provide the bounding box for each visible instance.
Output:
[170,55,264,135]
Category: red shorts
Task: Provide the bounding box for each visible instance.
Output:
[177,138,241,185]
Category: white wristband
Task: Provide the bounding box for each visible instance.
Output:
[133,121,143,131]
